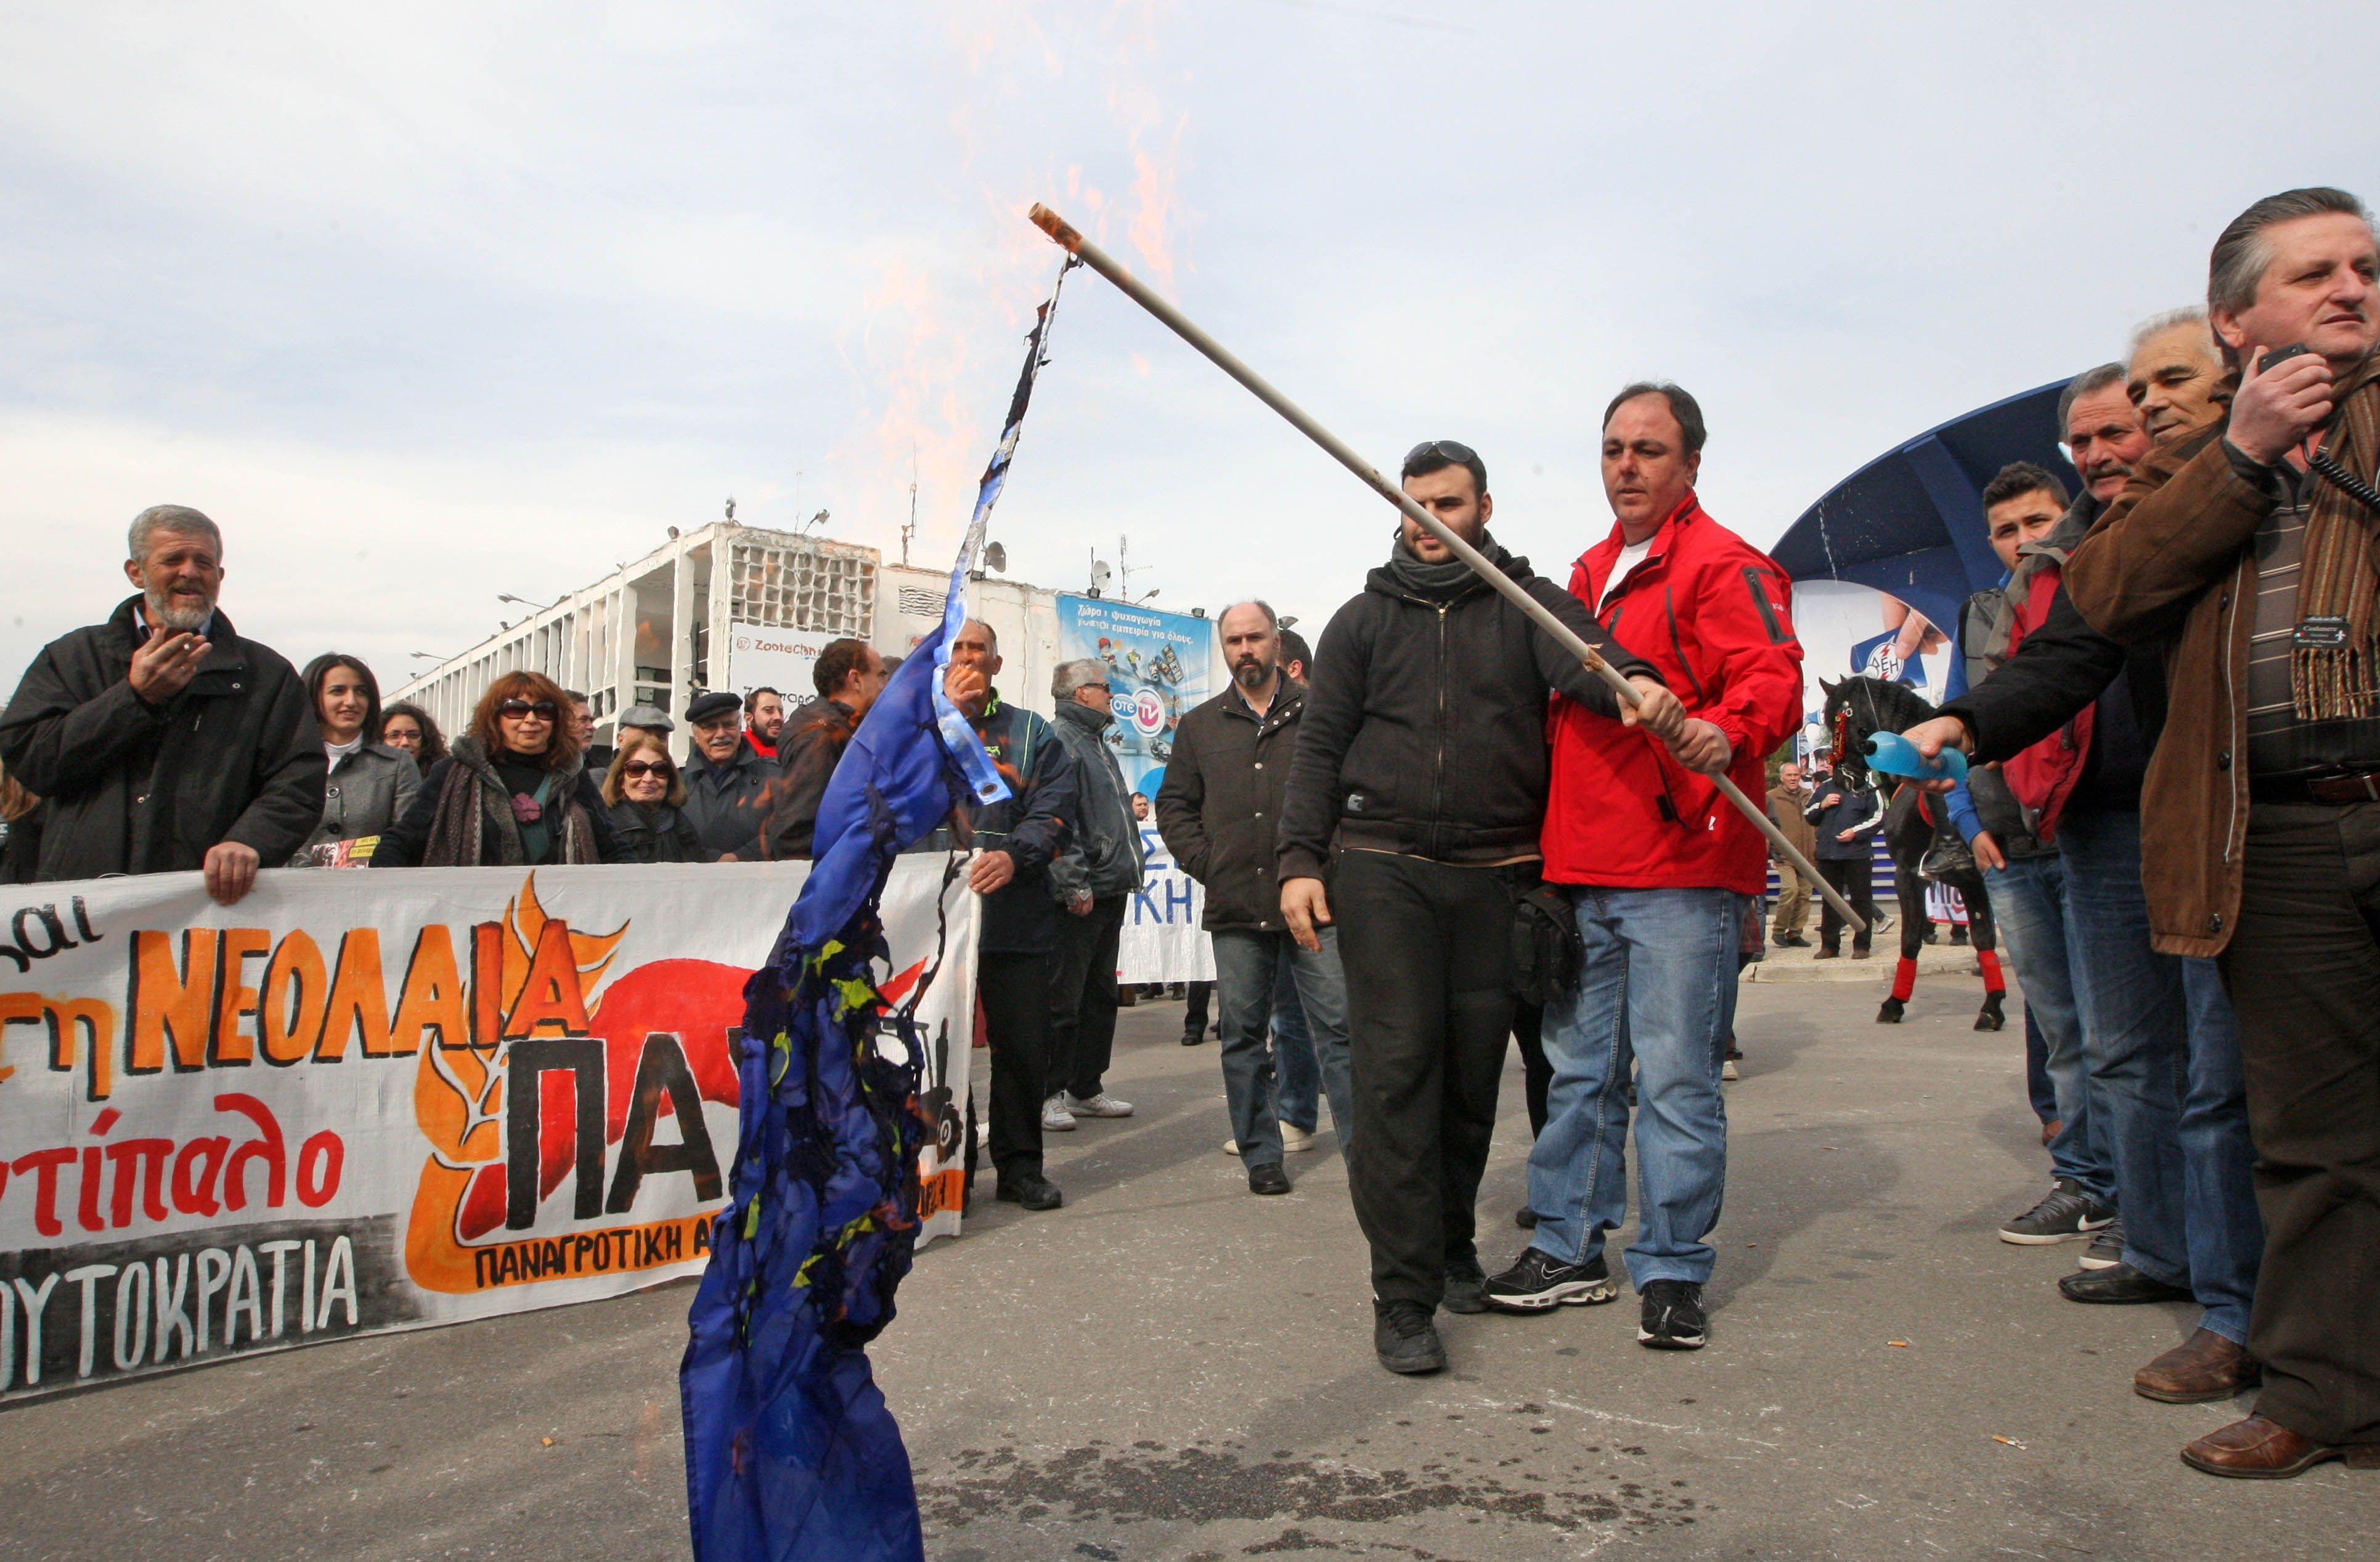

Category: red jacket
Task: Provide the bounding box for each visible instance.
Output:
[1996,559,2093,844]
[1541,494,1803,892]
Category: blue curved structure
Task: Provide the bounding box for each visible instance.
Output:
[1770,380,2080,632]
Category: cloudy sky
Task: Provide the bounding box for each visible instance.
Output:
[6,2,2376,693]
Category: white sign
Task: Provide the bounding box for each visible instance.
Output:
[727,622,831,704]
[0,858,975,1400]
[1120,825,1213,983]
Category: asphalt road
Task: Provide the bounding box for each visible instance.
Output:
[4,970,2375,1561]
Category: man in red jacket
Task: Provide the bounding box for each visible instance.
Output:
[1482,383,1802,1351]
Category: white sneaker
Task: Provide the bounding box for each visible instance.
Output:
[1721,1059,1740,1081]
[1064,1091,1134,1118]
[1224,1127,1314,1155]
[1040,1096,1077,1132]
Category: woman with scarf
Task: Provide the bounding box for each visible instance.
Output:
[374,670,625,867]
[290,653,420,866]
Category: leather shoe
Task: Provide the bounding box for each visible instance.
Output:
[2059,1262,2191,1304]
[2182,1415,2342,1479]
[995,1173,1064,1211]
[1248,1163,1291,1196]
[2135,1328,2260,1404]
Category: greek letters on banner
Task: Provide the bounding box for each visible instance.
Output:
[0,858,974,1401]
[1125,826,1213,982]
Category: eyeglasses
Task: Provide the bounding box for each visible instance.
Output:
[498,699,558,719]
[621,760,673,778]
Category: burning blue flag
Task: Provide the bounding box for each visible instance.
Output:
[680,260,1075,1562]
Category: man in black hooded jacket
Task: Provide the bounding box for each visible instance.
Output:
[1278,440,1682,1375]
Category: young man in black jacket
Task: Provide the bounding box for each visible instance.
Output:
[0,505,323,903]
[1276,441,1682,1375]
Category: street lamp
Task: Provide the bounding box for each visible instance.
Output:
[498,593,555,612]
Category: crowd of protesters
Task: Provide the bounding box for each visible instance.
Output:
[1,183,2374,1481]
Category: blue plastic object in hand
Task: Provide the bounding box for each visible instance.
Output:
[1863,730,1969,783]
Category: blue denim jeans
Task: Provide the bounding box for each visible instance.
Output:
[1273,956,1319,1131]
[2057,807,2260,1344]
[1211,926,1352,1168]
[1981,853,2111,1202]
[1528,886,1743,1288]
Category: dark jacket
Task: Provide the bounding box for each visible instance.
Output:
[682,741,776,861]
[293,741,421,864]
[1804,779,1885,861]
[765,695,862,860]
[1277,539,1658,879]
[607,799,705,863]
[0,598,325,883]
[1157,678,1306,932]
[373,736,624,867]
[1941,487,2178,837]
[960,693,1077,956]
[1047,698,1145,902]
[0,803,43,885]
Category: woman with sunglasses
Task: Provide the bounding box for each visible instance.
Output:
[290,653,420,866]
[373,670,625,867]
[601,732,703,863]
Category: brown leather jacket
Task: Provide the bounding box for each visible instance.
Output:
[2063,357,2380,957]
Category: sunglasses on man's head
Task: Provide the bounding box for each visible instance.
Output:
[499,699,558,719]
[621,760,673,778]
[1404,438,1480,470]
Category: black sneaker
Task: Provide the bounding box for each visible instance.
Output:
[1442,1258,1488,1314]
[2077,1221,2124,1271]
[1485,1249,1617,1312]
[1637,1280,1707,1350]
[1372,1300,1447,1375]
[1997,1179,2116,1245]
[1249,1163,1291,1196]
[995,1173,1064,1211]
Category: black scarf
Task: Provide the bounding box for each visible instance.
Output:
[1384,531,1498,600]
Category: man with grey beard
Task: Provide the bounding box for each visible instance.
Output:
[0,505,322,903]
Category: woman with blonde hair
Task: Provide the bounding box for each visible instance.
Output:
[603,731,704,863]
[374,671,624,867]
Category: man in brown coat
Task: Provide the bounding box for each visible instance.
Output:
[1765,760,1816,945]
[1926,187,2380,1479]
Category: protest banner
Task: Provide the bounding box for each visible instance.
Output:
[1054,593,1216,982]
[0,857,974,1401]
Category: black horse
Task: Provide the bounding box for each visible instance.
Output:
[1819,676,2008,1031]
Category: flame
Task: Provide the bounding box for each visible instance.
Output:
[819,2,1195,563]
[503,870,626,1010]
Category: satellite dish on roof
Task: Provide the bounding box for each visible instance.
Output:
[1090,559,1112,593]
[984,540,1008,572]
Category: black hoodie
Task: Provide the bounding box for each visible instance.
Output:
[1278,539,1660,877]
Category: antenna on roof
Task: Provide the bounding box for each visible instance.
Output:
[903,440,918,567]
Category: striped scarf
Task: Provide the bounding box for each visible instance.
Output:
[2294,354,2380,721]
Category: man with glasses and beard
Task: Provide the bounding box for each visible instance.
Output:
[1159,601,1351,1194]
[1278,441,1684,1375]
[1,504,322,903]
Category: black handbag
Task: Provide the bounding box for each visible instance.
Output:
[1511,884,1584,1006]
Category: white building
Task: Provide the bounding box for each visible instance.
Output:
[391,521,1070,758]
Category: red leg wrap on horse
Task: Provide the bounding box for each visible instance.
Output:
[1978,948,2005,994]
[1891,957,1917,1003]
